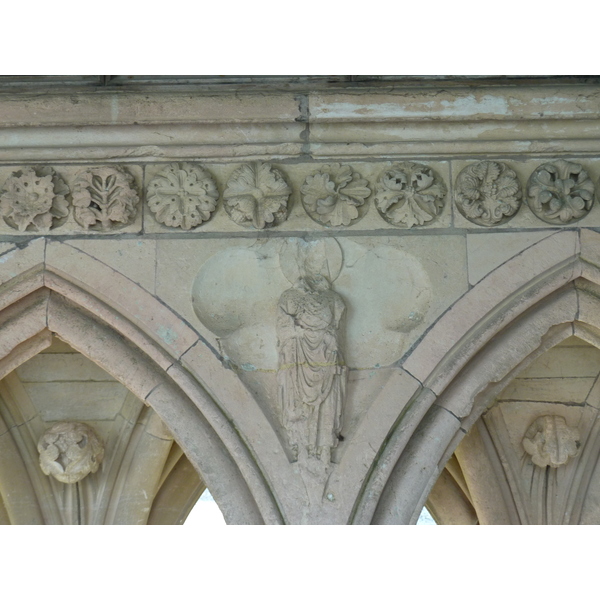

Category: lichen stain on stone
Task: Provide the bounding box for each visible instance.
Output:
[157,325,178,345]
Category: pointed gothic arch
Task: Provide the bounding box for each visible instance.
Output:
[352,229,600,524]
[0,238,289,524]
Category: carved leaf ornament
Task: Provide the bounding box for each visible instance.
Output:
[374,162,447,228]
[224,162,291,229]
[522,415,580,469]
[301,164,370,227]
[38,422,105,484]
[455,161,522,226]
[72,166,139,230]
[0,166,70,232]
[527,160,595,224]
[147,163,218,230]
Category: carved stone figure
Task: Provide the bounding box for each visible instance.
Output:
[147,163,218,230]
[374,162,447,228]
[38,422,105,484]
[72,166,139,230]
[527,159,595,224]
[277,248,347,464]
[454,161,522,226]
[0,166,70,232]
[301,164,370,227]
[522,415,580,468]
[224,162,291,229]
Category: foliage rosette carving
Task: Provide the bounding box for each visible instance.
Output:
[223,162,291,229]
[523,415,580,468]
[454,161,522,226]
[526,160,595,224]
[374,162,447,228]
[301,164,370,227]
[72,166,139,231]
[147,163,218,230]
[0,166,69,232]
[38,422,105,484]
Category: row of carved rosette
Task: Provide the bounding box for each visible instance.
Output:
[0,159,598,233]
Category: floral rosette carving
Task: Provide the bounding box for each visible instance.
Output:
[72,166,139,231]
[527,160,595,224]
[523,415,580,469]
[147,163,218,230]
[374,162,447,228]
[301,164,370,227]
[0,166,69,232]
[38,422,105,484]
[454,161,522,226]
[223,162,291,229]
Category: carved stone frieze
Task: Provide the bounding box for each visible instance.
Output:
[277,240,347,465]
[223,162,291,229]
[38,422,105,484]
[147,163,218,230]
[0,166,70,232]
[522,415,580,468]
[301,164,370,227]
[72,166,139,230]
[527,160,595,224]
[374,162,447,228]
[454,161,522,226]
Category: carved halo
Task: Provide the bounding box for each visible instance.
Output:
[279,238,343,284]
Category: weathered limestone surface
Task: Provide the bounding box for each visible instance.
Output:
[0,76,600,524]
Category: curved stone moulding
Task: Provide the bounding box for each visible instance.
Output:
[0,244,287,524]
[353,230,600,524]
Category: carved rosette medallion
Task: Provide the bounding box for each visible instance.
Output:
[223,162,291,229]
[38,422,105,484]
[72,166,139,231]
[147,163,218,230]
[454,161,522,226]
[374,162,447,228]
[522,415,580,468]
[301,164,370,227]
[527,160,595,224]
[0,166,69,232]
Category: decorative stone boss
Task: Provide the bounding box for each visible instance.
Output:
[37,422,105,484]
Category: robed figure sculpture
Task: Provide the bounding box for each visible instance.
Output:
[277,266,347,464]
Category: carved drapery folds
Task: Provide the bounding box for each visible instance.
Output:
[277,240,347,465]
[38,422,105,484]
[522,415,580,469]
[527,159,595,224]
[224,162,291,229]
[301,163,370,227]
[147,162,218,230]
[72,166,139,231]
[454,161,522,226]
[374,162,447,228]
[0,166,70,232]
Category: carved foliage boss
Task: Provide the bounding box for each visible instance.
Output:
[147,163,218,230]
[527,160,595,224]
[72,166,139,230]
[38,422,105,484]
[455,161,522,226]
[224,162,291,229]
[301,164,370,227]
[522,415,580,468]
[0,166,70,232]
[374,162,447,228]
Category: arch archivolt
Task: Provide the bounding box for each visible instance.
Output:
[2,230,600,524]
[353,229,600,524]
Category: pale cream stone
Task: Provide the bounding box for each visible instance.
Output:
[467,230,555,285]
[64,238,156,294]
